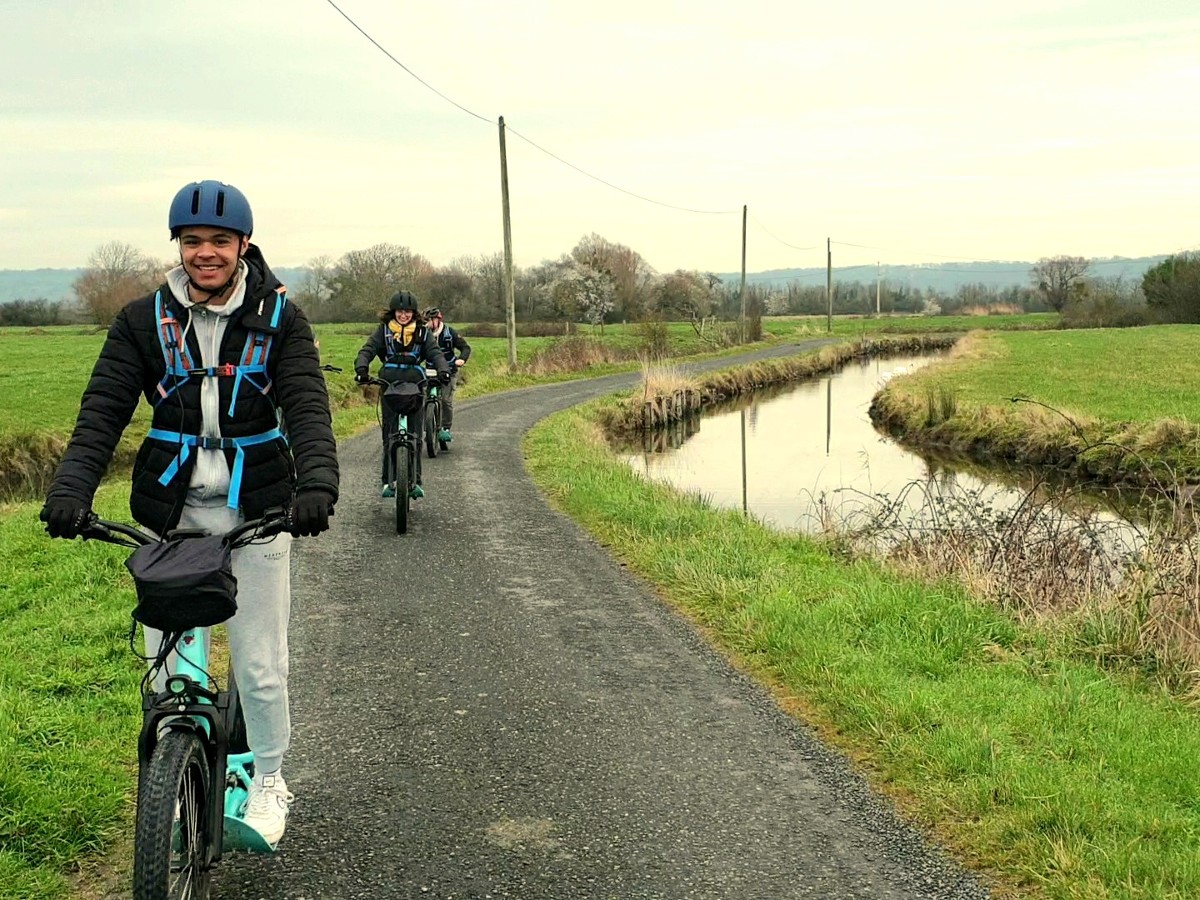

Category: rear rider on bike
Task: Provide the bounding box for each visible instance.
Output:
[355,291,450,499]
[423,307,471,443]
[40,179,339,847]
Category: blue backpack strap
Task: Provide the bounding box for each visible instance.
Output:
[147,426,286,510]
[153,291,194,404]
[227,289,286,416]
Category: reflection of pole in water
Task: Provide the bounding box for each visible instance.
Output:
[825,377,832,456]
[741,408,748,516]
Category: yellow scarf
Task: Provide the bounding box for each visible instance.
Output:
[387,319,417,346]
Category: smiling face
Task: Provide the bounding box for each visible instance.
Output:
[178,226,248,301]
[393,308,414,325]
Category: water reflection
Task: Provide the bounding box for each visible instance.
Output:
[617,353,1142,558]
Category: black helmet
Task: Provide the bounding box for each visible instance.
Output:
[423,307,442,320]
[389,291,418,313]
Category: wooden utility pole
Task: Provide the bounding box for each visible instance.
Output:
[739,205,747,343]
[826,237,832,332]
[498,116,517,369]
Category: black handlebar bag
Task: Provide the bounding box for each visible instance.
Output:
[125,535,239,632]
[382,381,424,417]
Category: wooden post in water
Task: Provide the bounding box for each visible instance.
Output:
[740,408,749,516]
[825,377,832,455]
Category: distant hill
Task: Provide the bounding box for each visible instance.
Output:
[715,255,1169,293]
[0,256,1170,305]
[0,267,312,304]
[0,268,86,303]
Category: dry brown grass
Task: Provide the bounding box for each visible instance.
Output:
[522,336,629,375]
[0,433,140,504]
[598,335,958,437]
[639,359,691,398]
[824,474,1200,697]
[957,303,1025,317]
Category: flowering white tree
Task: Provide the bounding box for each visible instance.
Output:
[541,259,615,327]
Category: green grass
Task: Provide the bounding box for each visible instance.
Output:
[525,403,1200,900]
[0,484,142,900]
[897,326,1200,423]
[764,311,1058,339]
[0,313,1054,446]
[0,327,125,439]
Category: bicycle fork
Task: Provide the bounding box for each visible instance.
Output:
[137,629,238,862]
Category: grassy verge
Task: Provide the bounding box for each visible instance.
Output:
[871,327,1200,489]
[0,483,141,900]
[525,403,1200,900]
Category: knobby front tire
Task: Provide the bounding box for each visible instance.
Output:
[133,730,212,900]
[424,402,439,459]
[396,443,411,534]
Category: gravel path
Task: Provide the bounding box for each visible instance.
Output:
[213,342,992,899]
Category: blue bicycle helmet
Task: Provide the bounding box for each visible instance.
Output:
[168,180,253,237]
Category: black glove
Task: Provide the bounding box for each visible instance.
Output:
[439,370,451,385]
[355,368,370,385]
[40,497,92,539]
[289,490,335,537]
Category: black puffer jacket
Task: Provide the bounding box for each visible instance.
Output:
[46,245,339,533]
[355,321,450,385]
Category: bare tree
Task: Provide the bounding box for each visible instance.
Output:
[424,265,473,319]
[652,270,717,331]
[291,255,335,321]
[451,253,507,322]
[327,243,433,321]
[1031,256,1090,312]
[73,241,167,326]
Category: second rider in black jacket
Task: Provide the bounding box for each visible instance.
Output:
[354,290,450,499]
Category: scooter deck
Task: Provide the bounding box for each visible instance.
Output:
[222,815,276,853]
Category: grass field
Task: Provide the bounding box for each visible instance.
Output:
[0,313,1058,446]
[895,326,1200,423]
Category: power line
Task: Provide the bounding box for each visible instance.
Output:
[746,212,820,251]
[322,0,492,124]
[505,126,739,215]
[323,0,738,216]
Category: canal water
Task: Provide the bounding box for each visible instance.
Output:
[617,352,1140,553]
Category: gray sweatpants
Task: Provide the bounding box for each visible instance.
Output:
[142,498,293,776]
[441,371,458,428]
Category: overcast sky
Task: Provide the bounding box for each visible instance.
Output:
[3,0,1199,276]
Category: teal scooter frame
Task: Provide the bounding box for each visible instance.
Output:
[83,510,291,899]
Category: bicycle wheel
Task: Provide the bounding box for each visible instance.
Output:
[424,400,439,458]
[133,730,212,900]
[395,442,410,534]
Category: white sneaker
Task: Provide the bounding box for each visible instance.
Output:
[242,773,294,845]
